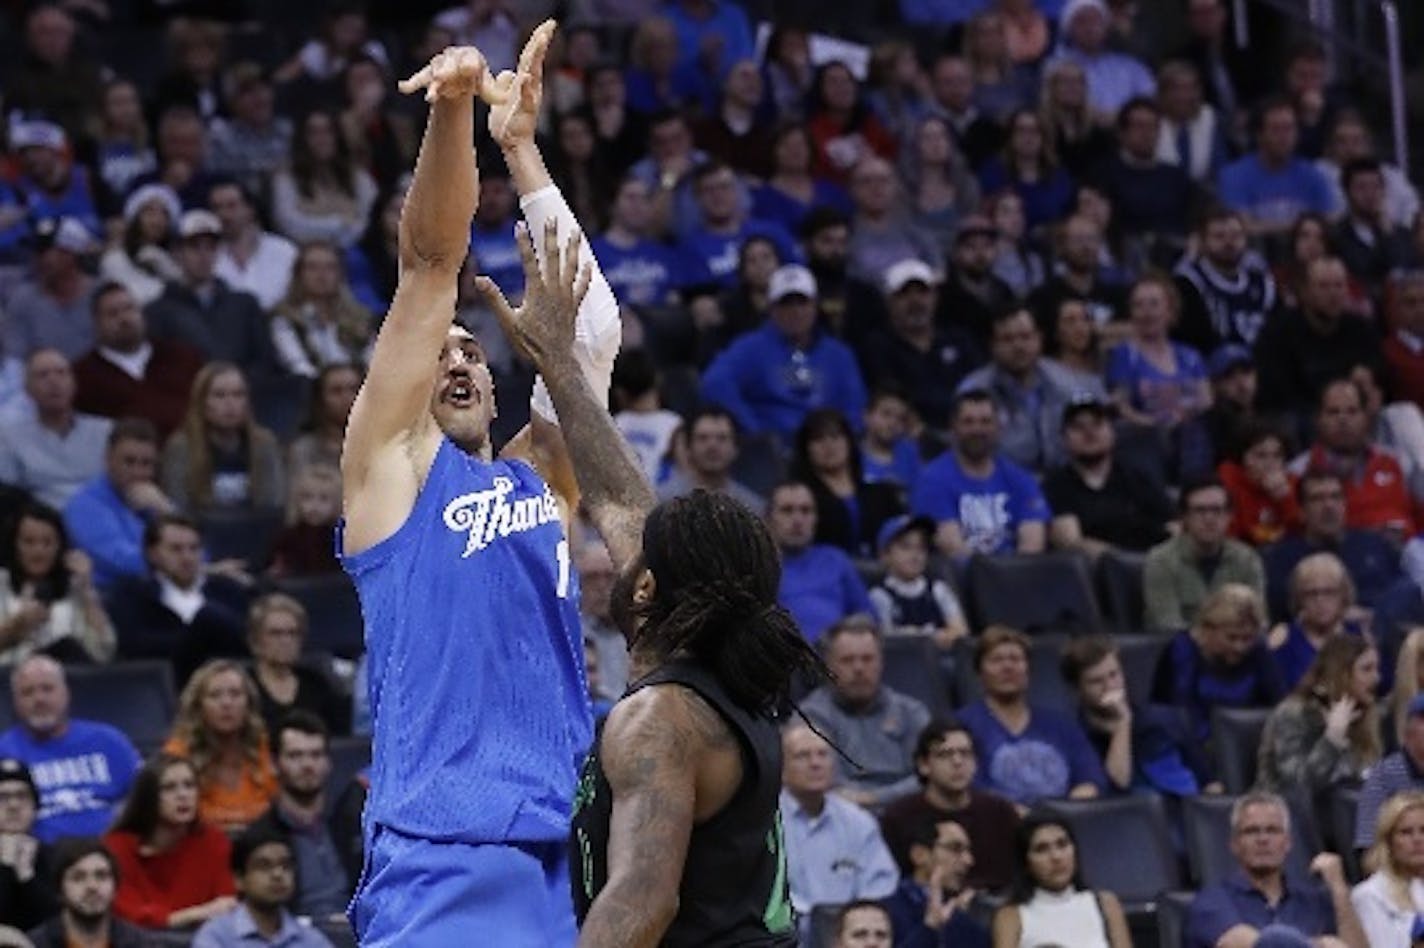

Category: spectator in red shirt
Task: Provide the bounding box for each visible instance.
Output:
[72,283,204,441]
[806,62,897,186]
[1219,421,1301,547]
[1289,377,1416,543]
[105,754,237,930]
[1383,272,1424,413]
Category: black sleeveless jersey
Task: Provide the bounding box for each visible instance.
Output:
[569,658,796,946]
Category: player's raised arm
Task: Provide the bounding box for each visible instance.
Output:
[341,47,492,524]
[483,22,624,518]
[481,221,654,571]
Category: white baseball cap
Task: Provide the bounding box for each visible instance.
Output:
[768,264,818,304]
[179,209,222,240]
[883,258,938,295]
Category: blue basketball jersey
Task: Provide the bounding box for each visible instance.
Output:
[339,438,592,845]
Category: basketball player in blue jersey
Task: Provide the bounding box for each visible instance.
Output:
[338,24,623,946]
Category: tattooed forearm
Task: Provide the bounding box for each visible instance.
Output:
[578,688,708,948]
[540,353,656,569]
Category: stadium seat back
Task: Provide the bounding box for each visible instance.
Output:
[879,635,952,722]
[275,575,366,659]
[198,508,285,572]
[1211,707,1272,794]
[328,735,373,800]
[1097,549,1147,635]
[1041,795,1181,904]
[66,661,177,747]
[965,553,1104,636]
[1156,890,1195,948]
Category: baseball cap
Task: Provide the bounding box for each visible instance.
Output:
[0,758,37,805]
[1207,344,1255,380]
[32,216,94,255]
[179,209,223,240]
[951,214,997,245]
[875,514,936,556]
[1061,391,1115,429]
[768,264,817,304]
[9,118,65,152]
[884,258,938,295]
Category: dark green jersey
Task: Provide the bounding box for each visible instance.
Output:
[569,658,796,946]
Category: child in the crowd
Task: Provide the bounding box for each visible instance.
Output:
[267,465,341,578]
[1218,421,1300,547]
[611,348,682,486]
[868,514,967,650]
[861,387,921,488]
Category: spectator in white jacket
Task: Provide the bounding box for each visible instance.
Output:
[1351,790,1424,947]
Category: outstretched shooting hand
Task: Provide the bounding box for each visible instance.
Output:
[477,218,591,371]
[398,46,505,104]
[486,19,556,148]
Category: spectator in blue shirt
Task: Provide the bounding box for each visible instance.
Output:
[1218,97,1334,235]
[1050,0,1156,116]
[899,0,990,27]
[909,389,1051,558]
[191,826,334,948]
[767,482,872,644]
[881,816,991,948]
[1263,469,1404,622]
[8,119,102,239]
[0,656,142,843]
[1186,791,1363,948]
[778,722,899,938]
[957,626,1107,806]
[677,161,798,285]
[662,0,755,82]
[1151,582,1286,742]
[591,178,692,309]
[63,419,178,592]
[702,264,868,442]
[1060,636,1220,797]
[467,169,522,299]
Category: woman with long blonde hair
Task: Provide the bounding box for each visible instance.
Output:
[1256,634,1382,798]
[1351,790,1424,945]
[162,659,278,833]
[271,241,375,378]
[160,362,285,511]
[1391,628,1424,747]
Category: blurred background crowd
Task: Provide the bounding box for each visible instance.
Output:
[1,0,1424,945]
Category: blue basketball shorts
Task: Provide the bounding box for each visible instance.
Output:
[350,824,577,946]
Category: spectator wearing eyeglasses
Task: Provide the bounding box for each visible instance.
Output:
[1143,476,1265,633]
[881,816,990,948]
[1263,470,1403,625]
[1186,792,1363,948]
[880,721,1019,893]
[190,826,334,948]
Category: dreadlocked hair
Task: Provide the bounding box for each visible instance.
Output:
[636,490,829,713]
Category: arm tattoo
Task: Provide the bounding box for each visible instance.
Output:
[577,686,729,948]
[540,359,656,569]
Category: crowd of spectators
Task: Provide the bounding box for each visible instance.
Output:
[0,0,1423,945]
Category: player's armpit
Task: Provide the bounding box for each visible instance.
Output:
[577,688,703,948]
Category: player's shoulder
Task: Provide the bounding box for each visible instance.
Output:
[605,681,734,759]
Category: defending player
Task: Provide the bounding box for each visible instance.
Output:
[338,24,620,946]
[482,214,829,948]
